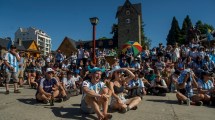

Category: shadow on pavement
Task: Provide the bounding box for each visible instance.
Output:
[48,107,98,120]
[146,99,178,104]
[17,98,40,105]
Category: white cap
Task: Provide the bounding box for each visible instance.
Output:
[46,68,54,73]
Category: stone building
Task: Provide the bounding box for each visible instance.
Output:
[116,0,142,49]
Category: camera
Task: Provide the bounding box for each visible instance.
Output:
[135,83,139,86]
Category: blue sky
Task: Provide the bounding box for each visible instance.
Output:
[0,0,214,50]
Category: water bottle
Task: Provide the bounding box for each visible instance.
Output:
[50,91,54,106]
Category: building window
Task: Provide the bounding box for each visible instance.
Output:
[99,41,103,46]
[89,42,92,47]
[126,10,130,15]
[109,40,113,45]
[126,19,131,24]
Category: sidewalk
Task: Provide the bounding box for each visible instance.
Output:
[0,87,214,120]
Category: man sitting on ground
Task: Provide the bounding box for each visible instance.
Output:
[36,68,68,105]
[81,67,112,120]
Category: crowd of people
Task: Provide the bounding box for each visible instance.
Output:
[1,39,215,119]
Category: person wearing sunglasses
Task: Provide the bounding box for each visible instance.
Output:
[36,68,67,105]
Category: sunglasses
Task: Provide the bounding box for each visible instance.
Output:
[47,72,54,75]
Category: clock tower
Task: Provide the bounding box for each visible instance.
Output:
[116,0,142,49]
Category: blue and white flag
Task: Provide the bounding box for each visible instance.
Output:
[207,29,213,41]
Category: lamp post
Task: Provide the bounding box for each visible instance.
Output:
[90,17,99,64]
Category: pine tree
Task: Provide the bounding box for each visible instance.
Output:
[141,22,151,48]
[166,16,181,45]
[181,15,193,43]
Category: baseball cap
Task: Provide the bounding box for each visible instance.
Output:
[46,68,55,73]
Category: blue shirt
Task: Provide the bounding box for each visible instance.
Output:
[3,52,20,72]
[198,79,214,95]
[39,78,58,93]
[128,79,145,88]
[178,69,194,97]
[81,80,107,100]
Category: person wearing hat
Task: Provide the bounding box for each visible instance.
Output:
[3,45,21,94]
[36,68,68,105]
[81,67,112,120]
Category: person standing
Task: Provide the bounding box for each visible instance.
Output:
[17,51,25,87]
[3,45,21,94]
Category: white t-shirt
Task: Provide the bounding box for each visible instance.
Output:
[82,80,107,99]
[63,77,76,89]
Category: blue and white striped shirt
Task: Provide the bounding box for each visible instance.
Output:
[3,52,20,72]
[198,79,214,92]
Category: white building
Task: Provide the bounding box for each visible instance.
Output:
[15,27,51,55]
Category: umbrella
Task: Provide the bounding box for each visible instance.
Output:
[122,41,142,56]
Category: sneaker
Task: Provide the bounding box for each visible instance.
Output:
[186,98,190,106]
[43,100,49,104]
[178,100,184,105]
[55,98,63,103]
[196,101,203,106]
[104,114,112,119]
[14,90,21,93]
[5,90,9,95]
[131,106,138,110]
[63,96,69,101]
[120,107,127,113]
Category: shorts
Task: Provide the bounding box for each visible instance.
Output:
[18,70,24,78]
[186,93,194,99]
[80,99,95,114]
[5,71,19,83]
[110,93,127,108]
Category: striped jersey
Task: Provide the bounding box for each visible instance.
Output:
[3,52,20,72]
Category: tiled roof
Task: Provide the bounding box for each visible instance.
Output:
[116,0,141,18]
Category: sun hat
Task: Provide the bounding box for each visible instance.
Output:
[88,66,105,73]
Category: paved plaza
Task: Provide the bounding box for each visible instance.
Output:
[0,86,214,120]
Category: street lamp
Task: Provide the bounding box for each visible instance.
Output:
[90,17,99,64]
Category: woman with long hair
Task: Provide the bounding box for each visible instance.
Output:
[109,68,141,113]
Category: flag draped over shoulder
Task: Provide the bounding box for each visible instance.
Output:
[207,29,213,41]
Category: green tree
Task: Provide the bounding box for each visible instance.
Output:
[195,20,214,34]
[180,15,193,44]
[98,37,108,40]
[166,16,181,45]
[140,22,151,48]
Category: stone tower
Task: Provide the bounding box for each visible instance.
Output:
[116,0,142,49]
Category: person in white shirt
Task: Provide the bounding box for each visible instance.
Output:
[77,47,84,65]
[81,68,112,120]
[62,71,78,96]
